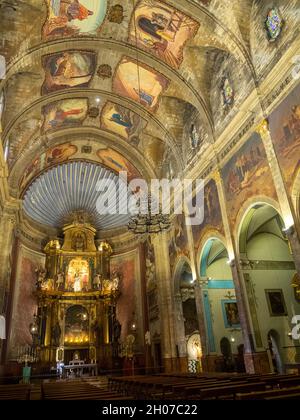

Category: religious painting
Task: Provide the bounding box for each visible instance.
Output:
[42,98,88,132]
[169,214,189,269]
[191,179,224,251]
[64,305,89,344]
[129,1,199,69]
[269,84,300,191]
[113,57,169,112]
[221,300,240,328]
[20,143,78,192]
[222,133,277,227]
[42,51,96,94]
[265,289,288,317]
[110,252,137,341]
[265,7,283,42]
[66,258,89,292]
[43,0,107,39]
[97,147,141,181]
[100,101,147,142]
[8,247,45,357]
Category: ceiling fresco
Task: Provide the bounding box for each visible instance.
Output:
[42,51,97,94]
[43,0,108,39]
[97,147,141,182]
[100,101,147,142]
[19,141,142,193]
[113,57,169,112]
[42,98,89,132]
[1,0,299,233]
[129,0,200,69]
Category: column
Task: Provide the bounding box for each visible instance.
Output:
[184,211,209,363]
[0,211,16,313]
[213,170,269,373]
[257,119,300,275]
[174,292,188,372]
[152,232,177,372]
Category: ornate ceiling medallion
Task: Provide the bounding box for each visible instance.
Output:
[265,7,284,42]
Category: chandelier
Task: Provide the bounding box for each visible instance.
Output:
[128,193,171,235]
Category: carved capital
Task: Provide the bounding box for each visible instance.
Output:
[213,172,221,185]
[256,119,270,138]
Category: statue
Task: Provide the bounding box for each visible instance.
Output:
[92,321,102,345]
[113,319,121,343]
[111,271,120,292]
[73,272,81,292]
[93,273,102,290]
[190,123,200,150]
[56,272,64,290]
[72,233,85,251]
[52,322,61,347]
[35,268,46,290]
[145,331,151,346]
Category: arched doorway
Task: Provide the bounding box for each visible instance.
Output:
[174,260,202,373]
[199,238,244,372]
[239,203,300,371]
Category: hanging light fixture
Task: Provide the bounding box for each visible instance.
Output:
[128,192,171,235]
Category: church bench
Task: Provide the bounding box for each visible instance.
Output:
[0,384,31,400]
[237,385,300,400]
[184,382,266,400]
[265,393,300,400]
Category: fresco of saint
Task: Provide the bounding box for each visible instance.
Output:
[129,1,199,69]
[113,57,169,112]
[42,51,96,94]
[42,99,88,132]
[101,102,147,141]
[43,0,107,39]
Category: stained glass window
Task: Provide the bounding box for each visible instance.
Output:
[222,77,234,107]
[265,8,283,41]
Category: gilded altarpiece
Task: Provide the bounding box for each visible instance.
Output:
[35,222,121,368]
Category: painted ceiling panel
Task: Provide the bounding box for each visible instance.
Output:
[23,161,130,230]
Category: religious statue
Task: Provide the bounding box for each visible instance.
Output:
[190,123,200,150]
[93,273,102,290]
[56,272,64,290]
[145,331,151,346]
[35,267,46,290]
[111,271,120,292]
[113,319,122,344]
[92,321,102,345]
[72,232,85,251]
[73,272,81,292]
[52,322,61,347]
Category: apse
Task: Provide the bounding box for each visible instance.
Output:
[22,161,130,230]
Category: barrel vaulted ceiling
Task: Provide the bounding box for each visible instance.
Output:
[0,0,299,231]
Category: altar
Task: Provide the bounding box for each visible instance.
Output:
[62,362,98,378]
[34,216,121,371]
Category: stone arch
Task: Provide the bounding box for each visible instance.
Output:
[234,195,281,252]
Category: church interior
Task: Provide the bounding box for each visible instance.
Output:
[1,0,300,401]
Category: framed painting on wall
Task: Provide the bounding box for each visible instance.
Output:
[265,289,288,317]
[221,300,241,328]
